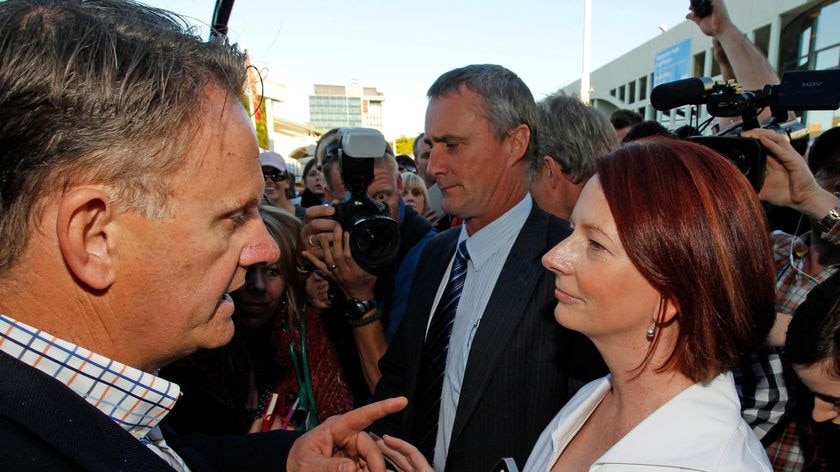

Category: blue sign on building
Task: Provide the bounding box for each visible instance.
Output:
[654,39,692,86]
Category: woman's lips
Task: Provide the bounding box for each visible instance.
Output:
[554,287,581,304]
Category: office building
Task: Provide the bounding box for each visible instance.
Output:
[561,0,840,133]
[309,82,385,133]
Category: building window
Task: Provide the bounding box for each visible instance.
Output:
[639,76,648,101]
[628,80,636,103]
[780,0,840,72]
[694,50,706,78]
[753,24,771,58]
[711,52,722,77]
[619,85,626,102]
[610,88,617,97]
[778,0,840,131]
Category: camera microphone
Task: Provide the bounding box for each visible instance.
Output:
[650,77,715,111]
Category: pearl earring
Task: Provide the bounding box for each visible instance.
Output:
[646,321,657,340]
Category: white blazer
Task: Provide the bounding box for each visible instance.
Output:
[523,372,772,471]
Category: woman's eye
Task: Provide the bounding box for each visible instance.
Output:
[588,239,606,252]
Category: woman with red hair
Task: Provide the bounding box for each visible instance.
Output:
[379,138,776,471]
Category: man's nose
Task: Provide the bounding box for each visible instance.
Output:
[242,222,280,268]
[427,144,444,176]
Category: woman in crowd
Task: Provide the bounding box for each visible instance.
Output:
[162,205,353,435]
[260,151,296,214]
[379,138,776,471]
[785,270,840,471]
[300,158,326,208]
[400,171,430,216]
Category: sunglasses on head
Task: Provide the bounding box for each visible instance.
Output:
[263,168,288,183]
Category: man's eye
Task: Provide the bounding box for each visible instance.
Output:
[231,213,248,228]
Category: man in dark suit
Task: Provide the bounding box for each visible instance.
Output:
[372,64,605,472]
[0,1,404,471]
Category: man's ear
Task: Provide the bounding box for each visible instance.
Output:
[56,188,117,290]
[543,156,564,189]
[506,123,531,165]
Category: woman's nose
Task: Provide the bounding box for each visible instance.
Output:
[246,266,267,292]
[812,397,840,423]
[542,238,575,275]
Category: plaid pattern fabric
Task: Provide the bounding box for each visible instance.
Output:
[735,225,839,471]
[766,421,805,472]
[0,314,189,471]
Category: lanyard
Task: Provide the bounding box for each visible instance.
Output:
[285,308,318,430]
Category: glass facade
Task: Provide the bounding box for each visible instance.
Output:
[779,0,840,130]
[780,0,840,71]
[309,96,363,130]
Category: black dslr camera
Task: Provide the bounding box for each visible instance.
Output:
[651,69,840,189]
[322,128,400,274]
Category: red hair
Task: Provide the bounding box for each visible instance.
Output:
[597,138,776,382]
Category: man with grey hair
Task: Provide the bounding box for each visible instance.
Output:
[0,1,404,471]
[530,93,619,220]
[372,64,604,472]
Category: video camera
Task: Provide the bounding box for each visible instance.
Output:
[321,127,400,274]
[650,69,840,189]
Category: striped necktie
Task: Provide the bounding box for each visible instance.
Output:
[415,239,470,462]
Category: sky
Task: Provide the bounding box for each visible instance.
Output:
[140,0,693,138]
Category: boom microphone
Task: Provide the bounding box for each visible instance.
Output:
[650,77,715,111]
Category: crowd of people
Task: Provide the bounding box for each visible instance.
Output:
[1,0,839,472]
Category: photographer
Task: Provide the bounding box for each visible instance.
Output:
[739,126,840,471]
[301,131,436,397]
[687,0,780,128]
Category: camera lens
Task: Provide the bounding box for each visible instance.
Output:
[349,216,401,273]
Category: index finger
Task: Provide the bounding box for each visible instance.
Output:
[303,204,335,224]
[335,397,408,435]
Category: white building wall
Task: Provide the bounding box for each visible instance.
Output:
[561,0,817,129]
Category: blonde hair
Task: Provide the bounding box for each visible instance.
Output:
[401,172,429,214]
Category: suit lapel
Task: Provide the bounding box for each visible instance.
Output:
[450,206,550,442]
[404,229,459,396]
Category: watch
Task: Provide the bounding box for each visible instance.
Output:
[814,202,840,234]
[344,297,377,322]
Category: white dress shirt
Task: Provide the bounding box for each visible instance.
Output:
[429,194,532,471]
[523,371,772,472]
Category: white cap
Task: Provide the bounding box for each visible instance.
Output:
[259,151,287,172]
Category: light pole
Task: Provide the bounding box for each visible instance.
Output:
[581,0,592,104]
